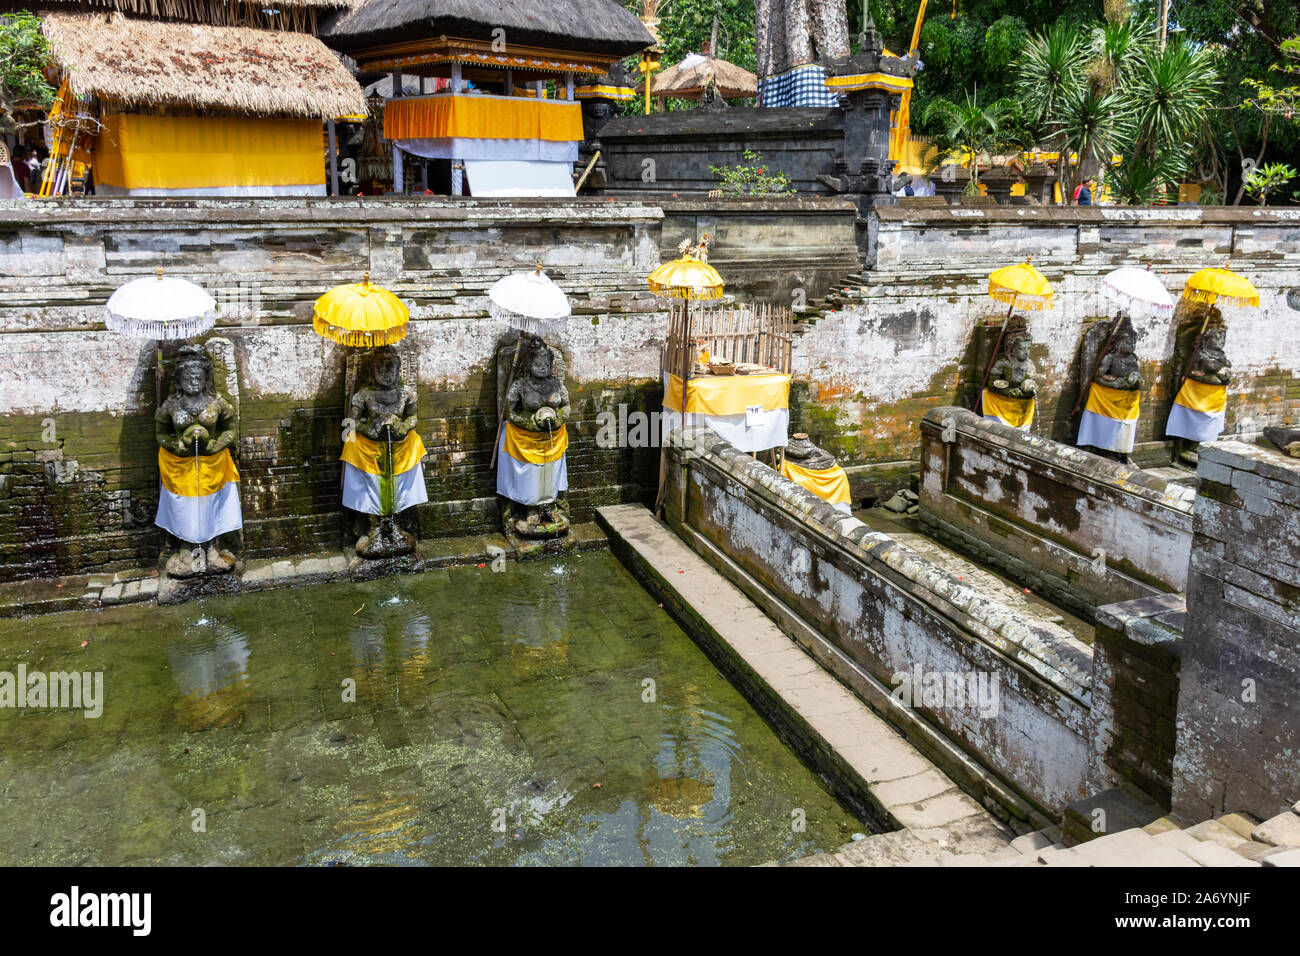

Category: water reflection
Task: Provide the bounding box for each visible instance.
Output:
[166,612,252,730]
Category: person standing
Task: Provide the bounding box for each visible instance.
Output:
[1076,178,1094,206]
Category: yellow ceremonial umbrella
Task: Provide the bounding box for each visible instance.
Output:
[647,241,725,301]
[980,256,1053,400]
[1176,262,1258,386]
[312,272,409,347]
[1181,264,1259,310]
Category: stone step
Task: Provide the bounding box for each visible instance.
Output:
[1010,826,1062,855]
[1217,812,1262,840]
[1251,810,1300,848]
[1184,818,1251,849]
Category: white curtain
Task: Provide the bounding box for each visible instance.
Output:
[463,160,576,197]
[395,137,578,163]
[96,183,326,198]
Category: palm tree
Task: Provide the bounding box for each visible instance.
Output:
[1017,21,1088,127]
[922,91,1020,193]
[1088,17,1154,93]
[1129,39,1220,165]
[1106,152,1186,204]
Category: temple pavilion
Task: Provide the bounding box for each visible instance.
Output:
[319,0,653,196]
[21,1,364,196]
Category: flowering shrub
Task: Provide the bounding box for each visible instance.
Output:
[708,150,795,197]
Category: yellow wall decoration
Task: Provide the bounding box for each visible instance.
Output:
[95,115,325,189]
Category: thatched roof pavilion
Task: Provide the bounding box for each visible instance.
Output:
[5,0,351,31]
[35,12,365,196]
[42,13,365,118]
[321,0,654,80]
[650,55,757,101]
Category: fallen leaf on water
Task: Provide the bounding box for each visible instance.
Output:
[592,782,602,789]
[353,604,365,615]
[80,641,88,648]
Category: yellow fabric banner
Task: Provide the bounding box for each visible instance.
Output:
[340,430,427,477]
[780,459,852,506]
[663,373,791,417]
[1085,382,1141,422]
[95,114,325,189]
[383,95,584,142]
[503,421,568,464]
[982,389,1036,429]
[158,447,240,498]
[1174,379,1227,414]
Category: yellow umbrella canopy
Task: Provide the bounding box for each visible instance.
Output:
[1181,266,1260,309]
[648,235,725,300]
[313,272,409,347]
[988,256,1054,311]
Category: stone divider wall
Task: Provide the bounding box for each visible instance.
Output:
[664,426,1095,819]
[917,407,1194,619]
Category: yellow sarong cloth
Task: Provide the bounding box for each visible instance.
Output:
[158,447,240,498]
[780,459,852,507]
[981,389,1036,429]
[383,95,584,142]
[1085,382,1141,421]
[502,422,569,464]
[1173,378,1227,414]
[663,373,791,416]
[340,431,427,476]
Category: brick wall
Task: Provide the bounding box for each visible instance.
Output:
[1171,440,1300,822]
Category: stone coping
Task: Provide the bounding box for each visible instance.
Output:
[922,407,1196,517]
[0,196,666,226]
[673,427,1094,703]
[875,204,1300,225]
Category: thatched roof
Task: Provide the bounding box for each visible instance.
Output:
[651,56,756,99]
[321,0,654,58]
[42,13,366,117]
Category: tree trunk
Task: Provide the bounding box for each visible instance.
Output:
[785,0,814,68]
[755,0,784,77]
[809,0,851,61]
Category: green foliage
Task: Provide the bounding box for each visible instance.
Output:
[1104,151,1184,204]
[921,91,1022,189]
[1243,161,1297,204]
[1128,39,1219,164]
[0,12,55,131]
[708,149,795,196]
[620,0,756,112]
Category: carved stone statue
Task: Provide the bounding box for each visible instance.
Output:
[1096,322,1142,392]
[981,321,1038,431]
[341,346,427,559]
[1168,317,1232,465]
[1077,317,1143,462]
[497,336,571,540]
[988,329,1038,401]
[155,344,241,578]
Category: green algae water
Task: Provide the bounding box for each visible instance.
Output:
[0,552,860,865]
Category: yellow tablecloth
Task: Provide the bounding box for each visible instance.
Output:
[95,114,324,189]
[383,94,584,142]
[663,372,790,416]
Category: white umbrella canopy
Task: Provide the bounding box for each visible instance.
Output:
[105,271,216,340]
[488,267,572,339]
[1100,266,1175,318]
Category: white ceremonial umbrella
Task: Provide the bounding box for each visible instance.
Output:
[488,266,572,470]
[105,269,217,340]
[488,266,571,339]
[1100,265,1175,318]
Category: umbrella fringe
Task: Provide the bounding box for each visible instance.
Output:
[488,301,570,338]
[648,282,725,300]
[313,313,409,347]
[105,311,215,340]
[1181,288,1259,309]
[1100,281,1175,317]
[988,289,1052,310]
